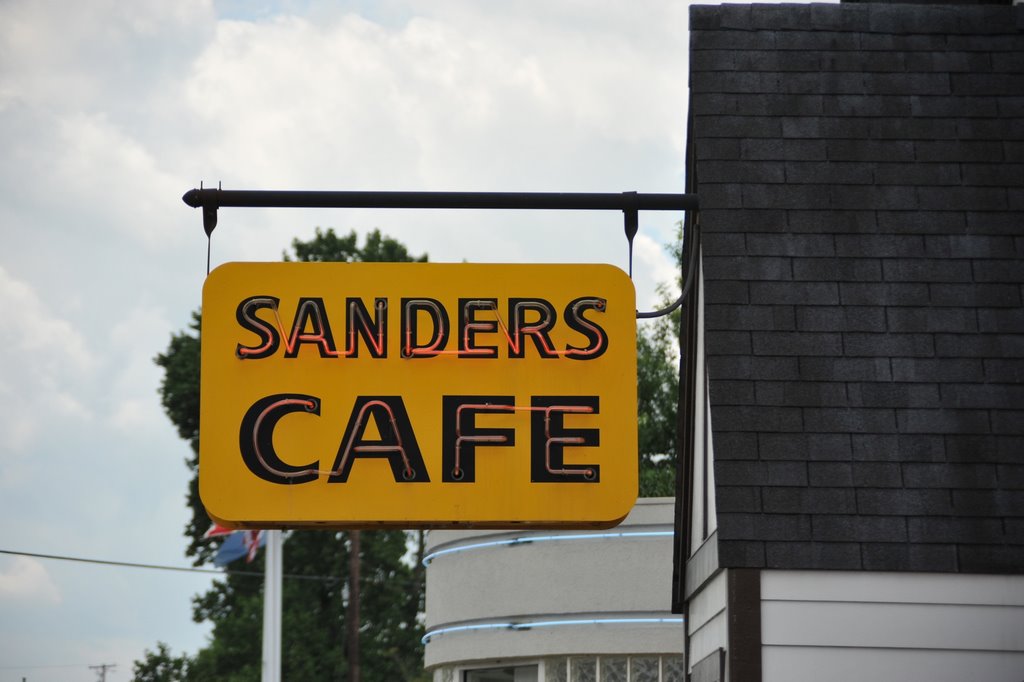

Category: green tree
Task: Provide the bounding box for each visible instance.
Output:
[132,642,192,682]
[637,317,678,496]
[153,228,428,682]
[284,226,428,264]
[148,226,681,678]
[636,225,684,497]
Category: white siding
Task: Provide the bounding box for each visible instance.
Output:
[690,256,716,555]
[689,419,705,555]
[763,647,1024,682]
[704,395,716,537]
[686,257,725,678]
[761,570,1024,682]
[687,568,728,676]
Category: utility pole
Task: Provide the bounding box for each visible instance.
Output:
[89,663,116,681]
[347,530,361,682]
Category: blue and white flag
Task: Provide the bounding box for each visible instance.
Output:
[213,529,265,567]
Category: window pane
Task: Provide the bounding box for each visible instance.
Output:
[630,657,659,682]
[600,657,627,682]
[545,657,567,682]
[515,667,539,682]
[570,657,596,682]
[663,656,686,682]
[466,665,538,682]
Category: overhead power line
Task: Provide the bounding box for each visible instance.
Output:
[0,662,100,670]
[0,548,336,582]
[90,662,117,682]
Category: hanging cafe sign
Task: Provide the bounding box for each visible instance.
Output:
[186,188,699,530]
[200,261,638,528]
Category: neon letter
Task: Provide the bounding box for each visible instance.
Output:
[236,296,281,359]
[530,396,600,482]
[346,297,387,358]
[238,393,321,484]
[401,298,450,358]
[459,298,499,358]
[507,298,558,358]
[328,397,430,482]
[284,297,340,358]
[441,396,516,482]
[564,297,608,360]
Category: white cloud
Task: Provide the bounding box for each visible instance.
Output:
[104,305,175,433]
[0,267,96,454]
[46,112,188,251]
[0,1,721,677]
[180,1,689,192]
[634,232,681,309]
[0,1,213,263]
[168,0,692,307]
[0,0,214,112]
[0,556,61,605]
[0,268,93,371]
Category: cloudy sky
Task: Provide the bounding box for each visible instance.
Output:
[0,0,704,678]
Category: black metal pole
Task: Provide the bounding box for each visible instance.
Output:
[182,188,699,213]
[183,187,700,317]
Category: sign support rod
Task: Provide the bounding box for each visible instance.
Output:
[183,187,699,318]
[182,187,697,212]
[182,187,697,238]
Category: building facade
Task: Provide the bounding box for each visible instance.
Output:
[424,499,685,682]
[675,2,1024,680]
[422,3,1024,681]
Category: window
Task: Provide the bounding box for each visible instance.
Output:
[600,657,627,682]
[663,657,685,682]
[547,659,567,682]
[449,655,683,682]
[569,657,596,682]
[465,665,539,682]
[630,657,659,682]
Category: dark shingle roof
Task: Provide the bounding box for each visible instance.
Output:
[690,2,1024,574]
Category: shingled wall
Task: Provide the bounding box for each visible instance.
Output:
[690,2,1024,574]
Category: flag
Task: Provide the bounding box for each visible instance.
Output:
[203,522,236,540]
[243,530,263,563]
[213,530,265,567]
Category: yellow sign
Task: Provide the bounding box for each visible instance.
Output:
[200,262,637,529]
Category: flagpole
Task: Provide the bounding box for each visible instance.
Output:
[262,529,282,682]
